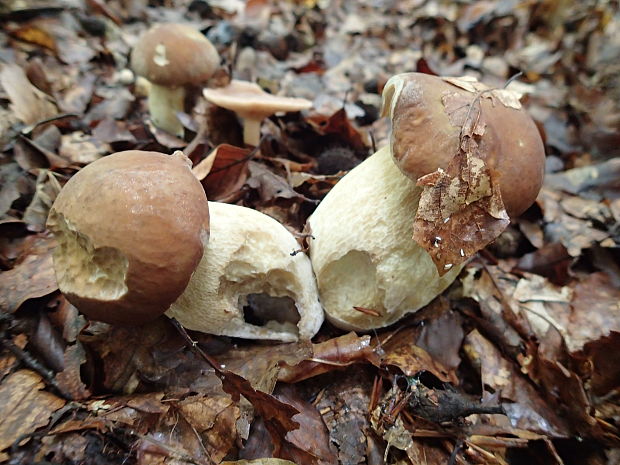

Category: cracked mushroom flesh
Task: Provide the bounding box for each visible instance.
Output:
[307,72,545,331]
[166,201,324,342]
[131,23,219,136]
[46,150,210,325]
[203,80,312,146]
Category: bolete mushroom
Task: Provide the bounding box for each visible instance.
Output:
[47,151,323,341]
[165,201,324,342]
[46,150,209,325]
[308,73,545,331]
[131,23,220,136]
[203,80,312,146]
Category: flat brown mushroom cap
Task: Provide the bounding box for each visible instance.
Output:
[202,80,312,119]
[46,151,210,325]
[385,72,546,217]
[131,23,219,86]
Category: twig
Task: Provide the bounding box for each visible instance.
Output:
[448,438,465,465]
[504,71,524,89]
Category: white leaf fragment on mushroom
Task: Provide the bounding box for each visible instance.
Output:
[153,44,170,67]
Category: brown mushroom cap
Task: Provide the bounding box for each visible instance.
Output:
[130,23,219,87]
[46,151,210,325]
[384,72,545,217]
[202,80,312,119]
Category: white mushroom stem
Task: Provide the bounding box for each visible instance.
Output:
[148,83,185,137]
[307,146,462,331]
[239,115,263,146]
[166,202,324,342]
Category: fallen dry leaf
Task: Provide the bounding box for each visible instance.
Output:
[247,162,314,204]
[313,366,375,465]
[275,384,338,464]
[0,370,65,451]
[176,393,240,462]
[382,343,455,383]
[414,147,509,275]
[195,143,251,201]
[0,233,58,313]
[54,343,90,400]
[0,63,57,125]
[464,329,569,437]
[223,460,297,465]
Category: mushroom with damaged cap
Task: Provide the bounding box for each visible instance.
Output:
[131,23,220,137]
[203,79,312,146]
[46,150,210,325]
[47,150,323,341]
[307,72,545,331]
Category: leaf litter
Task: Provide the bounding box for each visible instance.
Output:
[1,0,619,464]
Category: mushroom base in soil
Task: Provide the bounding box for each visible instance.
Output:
[166,201,324,342]
[308,146,462,331]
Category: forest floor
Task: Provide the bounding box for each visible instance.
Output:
[0,0,619,464]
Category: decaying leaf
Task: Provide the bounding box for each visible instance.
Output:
[247,162,314,204]
[0,63,57,125]
[313,366,375,465]
[54,343,90,400]
[0,233,58,313]
[278,332,378,383]
[0,370,65,451]
[193,144,251,201]
[464,330,569,436]
[176,394,240,462]
[413,148,509,275]
[443,76,523,109]
[223,460,297,465]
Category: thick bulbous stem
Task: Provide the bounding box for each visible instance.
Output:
[308,146,462,331]
[166,202,324,342]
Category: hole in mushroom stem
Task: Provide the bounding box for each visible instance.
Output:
[241,293,300,328]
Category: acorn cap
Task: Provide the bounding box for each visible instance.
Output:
[382,72,545,217]
[202,80,312,120]
[46,150,210,325]
[131,23,219,87]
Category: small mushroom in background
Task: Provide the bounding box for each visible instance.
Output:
[166,201,324,342]
[47,151,323,341]
[307,72,545,331]
[46,150,210,325]
[203,79,312,146]
[131,23,220,137]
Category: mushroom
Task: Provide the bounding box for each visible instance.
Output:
[202,80,312,146]
[307,73,545,331]
[47,151,323,341]
[165,201,324,342]
[46,150,209,325]
[131,23,220,137]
